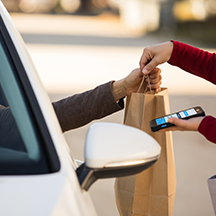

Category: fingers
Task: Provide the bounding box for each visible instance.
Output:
[159,126,178,132]
[146,68,162,83]
[146,80,162,92]
[139,42,174,75]
[145,68,162,92]
[142,59,160,75]
[139,48,153,73]
[160,117,204,132]
[168,118,189,130]
[139,47,160,75]
[158,118,191,132]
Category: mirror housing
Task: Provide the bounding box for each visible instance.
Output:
[76,122,161,190]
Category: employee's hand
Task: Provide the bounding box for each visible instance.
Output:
[112,67,162,101]
[159,116,205,132]
[139,42,174,75]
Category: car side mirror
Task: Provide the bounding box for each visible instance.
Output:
[76,122,161,191]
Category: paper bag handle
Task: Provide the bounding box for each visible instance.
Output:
[137,75,153,94]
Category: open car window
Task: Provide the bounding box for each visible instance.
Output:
[0,17,60,174]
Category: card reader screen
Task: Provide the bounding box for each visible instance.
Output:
[155,108,197,125]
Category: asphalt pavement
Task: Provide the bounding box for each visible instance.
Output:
[11,13,216,216]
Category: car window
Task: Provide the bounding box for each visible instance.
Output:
[0,41,40,161]
[0,24,59,174]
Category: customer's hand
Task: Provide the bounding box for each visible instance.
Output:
[124,67,162,95]
[139,42,173,75]
[112,68,162,101]
[159,116,205,132]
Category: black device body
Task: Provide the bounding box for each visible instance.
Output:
[149,106,205,132]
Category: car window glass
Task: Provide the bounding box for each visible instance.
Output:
[0,42,40,161]
[0,33,48,174]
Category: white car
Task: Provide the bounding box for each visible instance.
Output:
[0,2,161,216]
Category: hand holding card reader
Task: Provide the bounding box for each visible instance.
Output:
[149,106,205,132]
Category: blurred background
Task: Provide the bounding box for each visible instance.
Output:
[5,0,216,215]
[3,0,216,44]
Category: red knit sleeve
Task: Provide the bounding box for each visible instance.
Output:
[198,116,216,144]
[168,41,216,85]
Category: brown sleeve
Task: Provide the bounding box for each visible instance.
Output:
[52,81,124,132]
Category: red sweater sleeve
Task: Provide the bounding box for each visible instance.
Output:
[168,40,216,84]
[198,116,216,144]
[168,41,216,144]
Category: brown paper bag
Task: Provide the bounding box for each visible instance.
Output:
[208,175,216,215]
[115,87,176,216]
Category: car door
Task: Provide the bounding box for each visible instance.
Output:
[0,2,98,216]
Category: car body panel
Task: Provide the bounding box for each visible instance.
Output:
[0,174,97,216]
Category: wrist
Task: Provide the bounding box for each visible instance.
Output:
[111,79,126,101]
[166,41,174,61]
